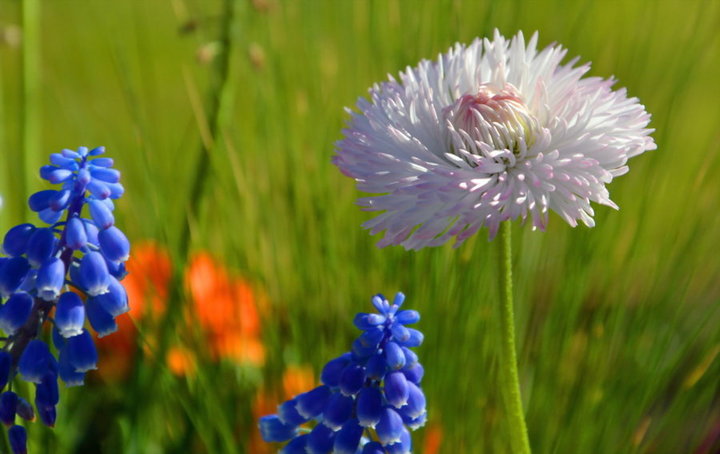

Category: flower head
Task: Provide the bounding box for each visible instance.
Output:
[259,292,426,453]
[0,146,129,453]
[334,30,655,249]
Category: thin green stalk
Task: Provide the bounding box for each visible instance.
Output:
[126,0,242,448]
[21,0,41,217]
[498,221,531,454]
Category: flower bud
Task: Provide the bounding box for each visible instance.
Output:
[65,330,98,372]
[295,385,331,419]
[92,276,128,317]
[333,419,363,454]
[15,398,34,423]
[28,190,55,212]
[384,371,409,408]
[3,224,35,257]
[277,399,307,427]
[58,347,85,387]
[320,353,351,387]
[339,364,365,396]
[306,423,334,454]
[8,425,27,454]
[376,407,404,445]
[0,292,34,335]
[88,200,114,229]
[65,217,87,250]
[36,257,65,301]
[98,226,130,262]
[258,415,296,443]
[322,393,353,430]
[0,392,18,426]
[86,296,118,338]
[383,341,405,370]
[55,292,85,338]
[18,340,52,383]
[0,257,31,297]
[25,228,56,268]
[77,252,110,296]
[356,387,383,427]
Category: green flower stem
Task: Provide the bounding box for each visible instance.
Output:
[498,221,531,454]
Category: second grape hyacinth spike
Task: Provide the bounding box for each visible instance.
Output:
[260,292,426,454]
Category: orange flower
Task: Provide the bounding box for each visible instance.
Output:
[282,364,315,398]
[167,346,197,376]
[423,422,443,454]
[186,252,264,365]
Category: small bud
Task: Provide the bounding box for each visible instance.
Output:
[92,276,128,317]
[35,373,59,409]
[383,341,405,370]
[88,200,114,229]
[376,407,404,445]
[98,226,130,262]
[258,415,296,443]
[356,387,383,428]
[8,425,27,454]
[320,353,351,387]
[295,385,331,419]
[18,340,52,383]
[55,292,85,338]
[25,228,56,268]
[339,364,365,396]
[77,252,110,296]
[3,224,35,257]
[383,371,409,408]
[277,399,308,427]
[0,392,18,426]
[65,217,87,250]
[0,292,34,335]
[15,398,34,422]
[65,330,98,372]
[28,190,56,212]
[332,419,364,454]
[321,393,353,430]
[58,347,85,387]
[0,258,31,297]
[36,257,65,301]
[86,296,118,338]
[307,423,335,453]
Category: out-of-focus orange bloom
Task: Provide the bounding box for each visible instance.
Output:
[167,346,197,376]
[423,422,443,454]
[282,364,314,398]
[96,240,173,381]
[186,252,265,365]
[124,240,172,318]
[98,243,266,381]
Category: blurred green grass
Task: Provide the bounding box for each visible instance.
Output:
[1,0,719,452]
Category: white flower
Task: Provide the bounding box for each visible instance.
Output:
[333,30,656,250]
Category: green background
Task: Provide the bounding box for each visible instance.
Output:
[0,0,718,452]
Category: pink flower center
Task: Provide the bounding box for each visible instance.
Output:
[444,84,539,158]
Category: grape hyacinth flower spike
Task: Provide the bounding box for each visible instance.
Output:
[260,292,426,453]
[0,146,130,453]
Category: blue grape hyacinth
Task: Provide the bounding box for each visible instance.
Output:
[0,146,129,453]
[259,293,426,453]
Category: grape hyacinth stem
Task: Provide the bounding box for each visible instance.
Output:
[498,221,531,454]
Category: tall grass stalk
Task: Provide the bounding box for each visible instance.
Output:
[20,0,40,215]
[128,0,243,450]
